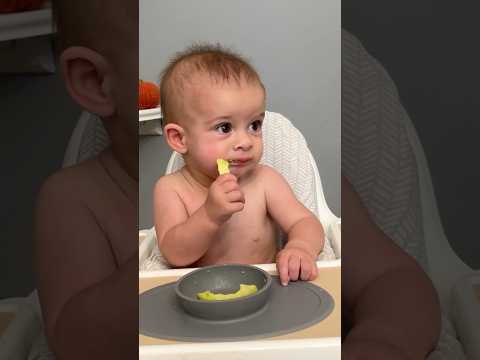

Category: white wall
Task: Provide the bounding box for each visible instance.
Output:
[139,0,340,226]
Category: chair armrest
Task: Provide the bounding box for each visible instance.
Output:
[451,271,480,359]
[139,229,156,266]
[0,300,41,360]
[327,219,341,259]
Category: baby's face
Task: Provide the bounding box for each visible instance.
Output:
[182,77,266,179]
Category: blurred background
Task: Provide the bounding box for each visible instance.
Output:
[343,0,479,269]
[1,70,79,298]
[0,3,81,298]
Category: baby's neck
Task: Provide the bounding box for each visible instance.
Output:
[111,144,137,181]
[101,117,138,181]
[181,166,215,191]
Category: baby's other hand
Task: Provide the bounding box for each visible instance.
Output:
[204,174,245,225]
[276,245,318,286]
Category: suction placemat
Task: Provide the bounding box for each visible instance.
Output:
[139,276,334,342]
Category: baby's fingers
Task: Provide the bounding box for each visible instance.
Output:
[221,180,240,193]
[288,256,301,282]
[276,253,290,286]
[216,173,237,185]
[300,258,312,281]
[226,190,245,204]
[228,201,244,213]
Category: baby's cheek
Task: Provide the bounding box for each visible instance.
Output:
[197,143,223,170]
[255,140,264,160]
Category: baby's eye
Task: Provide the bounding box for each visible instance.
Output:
[215,122,232,134]
[248,120,263,133]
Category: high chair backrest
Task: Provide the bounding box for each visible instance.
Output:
[342,30,471,310]
[165,111,339,260]
[62,112,110,168]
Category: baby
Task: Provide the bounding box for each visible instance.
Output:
[34,1,137,359]
[154,44,325,285]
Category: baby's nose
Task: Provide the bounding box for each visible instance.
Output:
[234,132,253,151]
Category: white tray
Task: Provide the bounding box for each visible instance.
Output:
[139,262,341,360]
[140,337,341,360]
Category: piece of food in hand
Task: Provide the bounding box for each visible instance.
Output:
[197,284,258,301]
[216,158,230,175]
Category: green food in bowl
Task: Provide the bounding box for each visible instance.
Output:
[197,284,258,301]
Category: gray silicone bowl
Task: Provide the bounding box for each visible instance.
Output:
[175,264,272,321]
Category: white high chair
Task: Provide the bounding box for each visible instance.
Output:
[139,111,341,272]
[62,111,111,167]
[342,30,469,359]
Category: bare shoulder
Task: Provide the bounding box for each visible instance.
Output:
[34,158,120,277]
[154,170,184,195]
[153,170,189,235]
[255,164,289,185]
[255,164,282,178]
[37,158,101,205]
[153,170,189,213]
[34,158,112,250]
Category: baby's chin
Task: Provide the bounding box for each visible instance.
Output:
[229,162,259,178]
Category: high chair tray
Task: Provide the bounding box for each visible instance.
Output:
[140,276,334,342]
[139,264,340,359]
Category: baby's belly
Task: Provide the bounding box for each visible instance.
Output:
[194,219,278,267]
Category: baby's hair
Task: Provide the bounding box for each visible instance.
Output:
[160,43,265,126]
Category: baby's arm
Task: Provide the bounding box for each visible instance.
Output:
[342,176,440,359]
[262,166,324,285]
[34,173,137,360]
[154,173,244,267]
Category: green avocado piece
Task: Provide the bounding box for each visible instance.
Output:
[197,284,258,301]
[216,158,230,175]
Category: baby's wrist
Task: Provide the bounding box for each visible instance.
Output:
[201,204,223,228]
[285,240,317,259]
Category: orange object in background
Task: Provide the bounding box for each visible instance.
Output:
[0,0,47,13]
[139,80,160,110]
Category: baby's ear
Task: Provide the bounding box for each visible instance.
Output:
[59,46,115,117]
[164,123,188,154]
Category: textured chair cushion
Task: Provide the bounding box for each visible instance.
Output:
[342,30,428,272]
[342,30,465,360]
[76,114,110,164]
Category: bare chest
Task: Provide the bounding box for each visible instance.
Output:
[179,183,277,263]
[183,185,271,234]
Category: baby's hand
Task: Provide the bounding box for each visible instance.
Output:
[204,174,245,225]
[276,245,318,286]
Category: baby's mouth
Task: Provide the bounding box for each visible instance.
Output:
[228,158,252,166]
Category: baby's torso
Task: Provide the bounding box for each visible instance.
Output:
[175,167,278,266]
